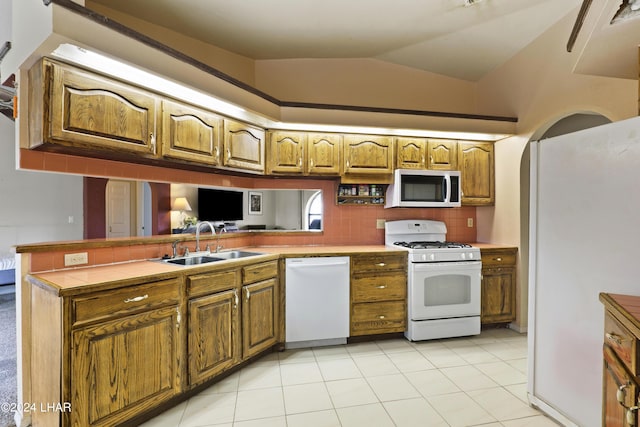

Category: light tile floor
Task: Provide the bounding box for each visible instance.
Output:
[141,329,559,427]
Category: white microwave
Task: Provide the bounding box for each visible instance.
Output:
[385,169,461,208]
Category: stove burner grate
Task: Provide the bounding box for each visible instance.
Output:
[393,241,472,249]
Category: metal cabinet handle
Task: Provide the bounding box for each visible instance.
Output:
[245,288,251,300]
[494,257,503,262]
[376,285,387,289]
[618,384,629,404]
[124,294,148,303]
[606,332,624,345]
[628,406,639,426]
[378,315,386,319]
[233,289,239,308]
[376,262,386,267]
[150,133,156,153]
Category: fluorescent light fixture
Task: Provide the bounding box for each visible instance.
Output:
[269,121,510,142]
[51,43,246,117]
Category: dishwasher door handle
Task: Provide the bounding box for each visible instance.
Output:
[287,261,349,268]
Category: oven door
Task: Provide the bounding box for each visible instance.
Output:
[408,261,481,320]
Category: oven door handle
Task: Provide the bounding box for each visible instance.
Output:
[411,261,482,270]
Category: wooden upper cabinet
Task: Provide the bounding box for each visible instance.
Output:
[267,131,306,174]
[457,141,495,206]
[223,119,266,173]
[396,137,427,169]
[30,58,158,156]
[343,134,393,175]
[160,100,222,165]
[307,133,341,175]
[427,139,458,170]
[267,131,341,176]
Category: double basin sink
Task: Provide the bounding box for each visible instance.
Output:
[158,250,264,266]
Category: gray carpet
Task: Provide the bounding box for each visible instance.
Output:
[0,291,17,427]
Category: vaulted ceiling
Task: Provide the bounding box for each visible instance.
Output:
[87,0,591,82]
[86,0,640,83]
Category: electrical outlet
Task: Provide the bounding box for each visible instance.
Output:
[64,252,88,266]
[376,219,386,229]
[467,218,474,228]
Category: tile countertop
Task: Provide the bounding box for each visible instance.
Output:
[27,245,403,296]
[27,244,518,296]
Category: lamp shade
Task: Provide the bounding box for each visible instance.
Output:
[172,197,192,211]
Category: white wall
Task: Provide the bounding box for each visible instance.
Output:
[0,116,83,254]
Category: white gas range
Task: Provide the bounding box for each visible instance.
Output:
[385,219,482,341]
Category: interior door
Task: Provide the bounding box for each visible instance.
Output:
[106,180,132,238]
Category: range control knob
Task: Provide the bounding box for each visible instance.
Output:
[460,253,466,260]
[468,252,475,259]
[429,253,436,261]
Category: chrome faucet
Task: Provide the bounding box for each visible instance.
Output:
[215,225,227,253]
[195,221,215,252]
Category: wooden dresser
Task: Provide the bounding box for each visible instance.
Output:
[600,293,640,426]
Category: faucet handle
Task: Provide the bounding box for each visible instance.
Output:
[183,247,190,257]
[205,243,211,253]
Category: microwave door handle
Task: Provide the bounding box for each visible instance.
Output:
[444,175,451,202]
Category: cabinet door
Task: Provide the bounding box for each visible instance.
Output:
[343,135,393,174]
[427,139,458,170]
[161,100,222,165]
[308,133,341,175]
[481,267,515,324]
[188,289,240,386]
[223,119,266,173]
[396,137,427,169]
[47,60,158,156]
[267,131,305,174]
[71,306,181,427]
[242,278,277,359]
[603,345,638,426]
[457,141,495,205]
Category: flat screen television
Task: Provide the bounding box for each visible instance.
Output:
[197,188,243,221]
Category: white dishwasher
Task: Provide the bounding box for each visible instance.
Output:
[285,257,350,349]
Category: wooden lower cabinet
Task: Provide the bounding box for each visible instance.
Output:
[28,257,281,427]
[242,278,278,358]
[71,306,182,426]
[188,290,240,385]
[350,252,407,336]
[480,247,517,325]
[600,293,640,426]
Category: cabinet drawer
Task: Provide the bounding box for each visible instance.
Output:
[351,253,407,273]
[72,278,180,326]
[242,261,278,285]
[188,270,239,298]
[352,273,406,303]
[605,313,639,373]
[351,301,406,335]
[480,250,516,267]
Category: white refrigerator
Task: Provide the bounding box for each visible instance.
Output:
[529,116,640,426]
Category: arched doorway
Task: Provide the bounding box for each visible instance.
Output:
[518,112,612,330]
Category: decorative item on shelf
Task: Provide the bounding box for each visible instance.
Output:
[336,184,386,205]
[172,196,193,228]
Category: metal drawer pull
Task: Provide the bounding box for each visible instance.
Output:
[376,285,387,289]
[124,294,149,303]
[606,332,624,345]
[376,262,386,267]
[378,315,386,319]
[494,257,503,262]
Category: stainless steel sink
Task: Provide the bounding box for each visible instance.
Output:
[163,255,225,265]
[213,250,264,260]
[158,250,263,266]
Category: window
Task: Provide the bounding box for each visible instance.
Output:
[306,191,322,230]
